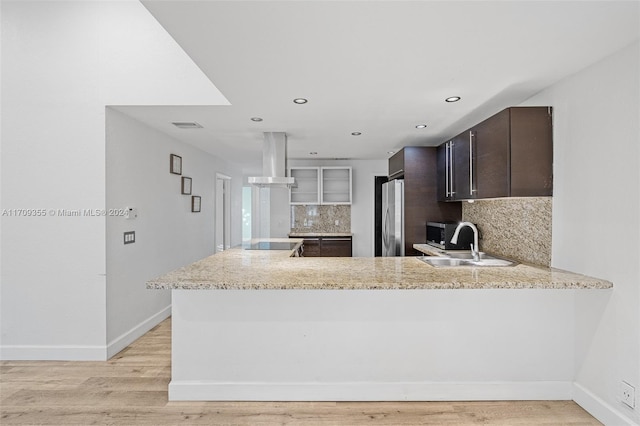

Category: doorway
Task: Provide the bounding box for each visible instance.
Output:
[374,175,389,256]
[241,186,252,242]
[215,174,231,253]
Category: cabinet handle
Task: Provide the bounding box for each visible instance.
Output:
[449,141,455,197]
[445,142,450,197]
[469,131,475,196]
[323,238,351,241]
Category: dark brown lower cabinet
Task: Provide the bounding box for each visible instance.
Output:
[301,237,321,256]
[320,237,352,257]
[292,236,352,257]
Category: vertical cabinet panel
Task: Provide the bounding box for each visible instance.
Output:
[388,152,405,180]
[289,167,320,205]
[452,132,472,199]
[321,167,352,205]
[509,107,553,196]
[437,135,472,201]
[473,109,510,199]
[436,143,449,201]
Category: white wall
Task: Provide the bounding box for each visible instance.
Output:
[288,159,387,257]
[1,0,227,360]
[105,109,243,356]
[522,41,639,425]
[1,1,109,359]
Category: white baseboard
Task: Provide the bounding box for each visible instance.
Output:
[0,344,107,361]
[573,382,639,426]
[0,305,171,361]
[169,381,573,402]
[107,305,171,359]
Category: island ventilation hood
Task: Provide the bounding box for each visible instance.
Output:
[248,132,295,188]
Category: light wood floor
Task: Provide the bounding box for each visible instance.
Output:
[1,318,601,425]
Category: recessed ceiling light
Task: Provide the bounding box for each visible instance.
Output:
[250,117,263,122]
[171,121,203,129]
[309,151,318,155]
[387,151,395,154]
[351,132,362,136]
[445,96,461,103]
[415,124,427,129]
[293,98,308,104]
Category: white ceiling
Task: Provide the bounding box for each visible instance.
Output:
[116,1,639,174]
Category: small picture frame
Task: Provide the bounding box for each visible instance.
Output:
[181,177,192,195]
[170,154,182,175]
[191,195,201,212]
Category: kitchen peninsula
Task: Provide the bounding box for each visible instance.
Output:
[148,241,611,401]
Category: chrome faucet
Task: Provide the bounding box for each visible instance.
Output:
[450,222,480,261]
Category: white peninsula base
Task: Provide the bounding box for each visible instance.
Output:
[169,289,584,402]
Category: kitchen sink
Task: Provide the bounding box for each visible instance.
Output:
[419,257,467,267]
[445,252,490,260]
[417,253,517,268]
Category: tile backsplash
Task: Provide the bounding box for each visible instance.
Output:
[462,197,552,266]
[291,205,351,233]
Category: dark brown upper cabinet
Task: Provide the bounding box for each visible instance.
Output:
[437,130,474,201]
[389,147,461,255]
[388,149,405,180]
[438,106,553,201]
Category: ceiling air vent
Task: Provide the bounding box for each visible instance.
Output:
[171,121,203,129]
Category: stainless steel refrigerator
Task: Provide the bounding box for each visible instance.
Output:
[381,179,404,256]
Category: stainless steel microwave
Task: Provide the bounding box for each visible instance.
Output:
[426,221,474,250]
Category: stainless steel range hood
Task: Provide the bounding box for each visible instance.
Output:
[248,132,295,188]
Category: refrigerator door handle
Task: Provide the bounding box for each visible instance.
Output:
[396,180,404,256]
[383,207,390,251]
[382,207,386,248]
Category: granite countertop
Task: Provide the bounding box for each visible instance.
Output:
[147,244,612,291]
[288,232,353,237]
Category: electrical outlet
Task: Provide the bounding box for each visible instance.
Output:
[621,381,635,409]
[124,231,135,245]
